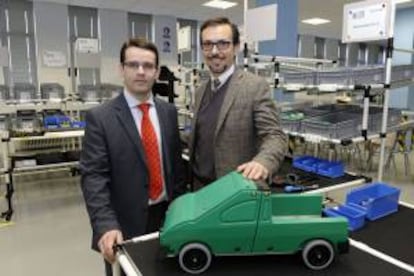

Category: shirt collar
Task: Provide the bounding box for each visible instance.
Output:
[211,64,235,90]
[123,89,155,109]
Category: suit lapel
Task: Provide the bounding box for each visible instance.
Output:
[214,69,243,138]
[189,81,208,155]
[113,94,147,165]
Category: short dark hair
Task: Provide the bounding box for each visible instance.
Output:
[120,37,159,67]
[200,17,240,46]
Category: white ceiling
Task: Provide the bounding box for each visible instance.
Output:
[30,0,414,39]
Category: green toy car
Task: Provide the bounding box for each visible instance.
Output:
[160,172,349,274]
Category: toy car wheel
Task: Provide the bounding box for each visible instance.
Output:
[302,239,334,270]
[178,243,212,274]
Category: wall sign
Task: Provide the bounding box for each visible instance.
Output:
[342,0,394,43]
[178,26,191,53]
[76,38,99,53]
[42,50,66,67]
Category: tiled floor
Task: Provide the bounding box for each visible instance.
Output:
[0,152,413,276]
[0,174,102,276]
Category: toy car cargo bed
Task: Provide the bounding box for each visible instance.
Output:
[117,235,413,276]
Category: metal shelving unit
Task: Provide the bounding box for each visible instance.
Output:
[0,98,91,221]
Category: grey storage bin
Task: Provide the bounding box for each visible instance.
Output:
[0,114,11,131]
[281,111,305,132]
[40,83,65,101]
[392,64,414,83]
[13,83,37,103]
[11,110,42,135]
[100,83,122,100]
[78,84,101,102]
[0,85,9,102]
[302,105,401,138]
[281,104,360,133]
[333,105,401,133]
[305,104,361,116]
[317,69,353,85]
[352,67,384,85]
[302,111,361,139]
[282,71,315,85]
[358,106,401,133]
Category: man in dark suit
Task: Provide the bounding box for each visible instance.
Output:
[80,38,185,275]
[189,17,287,189]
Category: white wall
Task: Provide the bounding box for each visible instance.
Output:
[31,3,190,93]
[389,7,414,109]
[99,9,128,85]
[0,46,7,85]
[33,2,71,94]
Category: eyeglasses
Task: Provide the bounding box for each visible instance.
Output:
[201,40,232,51]
[123,61,156,71]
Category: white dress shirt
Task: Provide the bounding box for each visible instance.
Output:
[211,64,235,91]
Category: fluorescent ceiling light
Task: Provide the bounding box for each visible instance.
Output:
[203,0,238,10]
[301,17,331,25]
[393,0,412,4]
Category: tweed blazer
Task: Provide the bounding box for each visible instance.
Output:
[189,68,287,179]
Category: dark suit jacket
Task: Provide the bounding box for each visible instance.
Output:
[189,69,287,182]
[80,93,185,250]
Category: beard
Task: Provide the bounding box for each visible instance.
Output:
[208,56,228,74]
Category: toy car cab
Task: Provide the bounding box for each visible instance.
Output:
[160,172,349,274]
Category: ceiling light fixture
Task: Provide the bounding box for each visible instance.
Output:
[202,0,238,10]
[301,17,331,26]
[392,0,412,4]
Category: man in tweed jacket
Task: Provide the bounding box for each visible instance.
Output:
[189,17,287,190]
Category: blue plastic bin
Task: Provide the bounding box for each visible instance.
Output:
[44,115,72,129]
[324,204,366,231]
[292,156,319,172]
[346,182,400,221]
[44,116,59,129]
[293,156,344,178]
[71,121,86,128]
[316,161,345,178]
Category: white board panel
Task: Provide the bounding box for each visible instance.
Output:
[178,26,191,53]
[246,4,277,42]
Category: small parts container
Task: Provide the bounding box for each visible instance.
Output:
[324,182,400,231]
[40,83,64,101]
[292,156,345,178]
[0,85,10,102]
[301,111,360,139]
[71,121,86,128]
[43,115,72,129]
[324,204,366,231]
[281,111,305,132]
[282,71,315,86]
[292,156,319,173]
[13,83,37,103]
[316,160,345,178]
[78,84,101,102]
[346,182,400,221]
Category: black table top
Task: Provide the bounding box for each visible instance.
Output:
[120,159,411,275]
[123,237,412,276]
[350,204,414,266]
